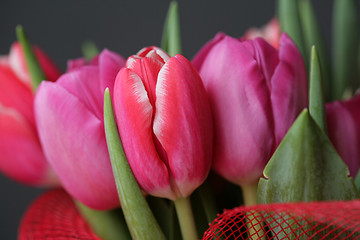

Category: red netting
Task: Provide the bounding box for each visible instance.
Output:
[18,189,101,240]
[203,200,360,239]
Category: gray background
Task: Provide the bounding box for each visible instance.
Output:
[0,0,337,238]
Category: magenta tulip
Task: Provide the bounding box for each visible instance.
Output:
[35,49,125,210]
[326,95,360,177]
[193,33,307,188]
[113,47,213,200]
[0,42,61,185]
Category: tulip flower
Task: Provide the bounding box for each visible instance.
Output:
[35,49,125,210]
[193,33,307,205]
[0,42,61,185]
[244,18,281,49]
[113,47,213,200]
[326,95,360,178]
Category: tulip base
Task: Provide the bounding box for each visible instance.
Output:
[174,197,198,240]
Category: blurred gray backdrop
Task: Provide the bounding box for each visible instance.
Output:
[0,0,337,238]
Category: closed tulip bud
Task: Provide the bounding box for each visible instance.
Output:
[0,42,61,185]
[326,95,360,177]
[113,47,213,200]
[35,49,125,210]
[193,33,307,189]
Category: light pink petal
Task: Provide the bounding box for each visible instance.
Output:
[0,105,55,185]
[67,57,87,72]
[35,81,118,210]
[154,55,213,198]
[98,49,125,96]
[57,67,103,120]
[192,32,226,70]
[326,95,360,177]
[114,68,173,199]
[198,35,274,186]
[271,33,308,145]
[0,64,34,126]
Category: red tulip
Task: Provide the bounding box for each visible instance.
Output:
[35,49,125,209]
[193,33,307,187]
[326,95,360,177]
[0,42,61,185]
[113,47,213,200]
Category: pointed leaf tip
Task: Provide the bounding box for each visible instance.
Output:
[161,1,182,56]
[16,25,46,92]
[309,46,327,133]
[258,108,358,204]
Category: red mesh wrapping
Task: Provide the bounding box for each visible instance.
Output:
[18,189,101,240]
[203,200,360,239]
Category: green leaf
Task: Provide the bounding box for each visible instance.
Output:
[258,109,359,204]
[82,40,99,61]
[103,88,166,240]
[161,1,182,56]
[332,0,359,99]
[75,201,131,240]
[16,25,46,92]
[309,46,327,133]
[298,0,331,101]
[355,169,360,193]
[277,0,306,63]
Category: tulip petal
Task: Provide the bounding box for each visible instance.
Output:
[35,81,118,210]
[57,67,103,120]
[9,42,61,85]
[98,49,125,96]
[0,104,54,185]
[271,33,308,145]
[326,95,360,177]
[154,55,213,197]
[198,36,275,186]
[0,64,34,125]
[192,33,226,70]
[114,68,172,199]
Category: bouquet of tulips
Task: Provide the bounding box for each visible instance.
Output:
[2,0,360,239]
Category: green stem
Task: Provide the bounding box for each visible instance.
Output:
[74,201,131,240]
[241,182,258,206]
[173,197,198,240]
[241,182,266,240]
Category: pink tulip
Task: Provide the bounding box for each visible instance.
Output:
[0,42,61,185]
[193,33,307,187]
[35,49,125,210]
[326,95,360,177]
[113,47,213,200]
[244,18,281,49]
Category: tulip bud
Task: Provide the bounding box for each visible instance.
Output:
[113,47,213,200]
[326,95,360,177]
[35,49,125,209]
[193,33,308,187]
[0,42,60,186]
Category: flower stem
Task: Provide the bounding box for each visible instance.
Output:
[241,182,266,240]
[173,197,198,240]
[241,181,258,206]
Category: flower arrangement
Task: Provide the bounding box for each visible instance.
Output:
[1,0,360,239]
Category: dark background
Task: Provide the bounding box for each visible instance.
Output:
[0,0,337,238]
